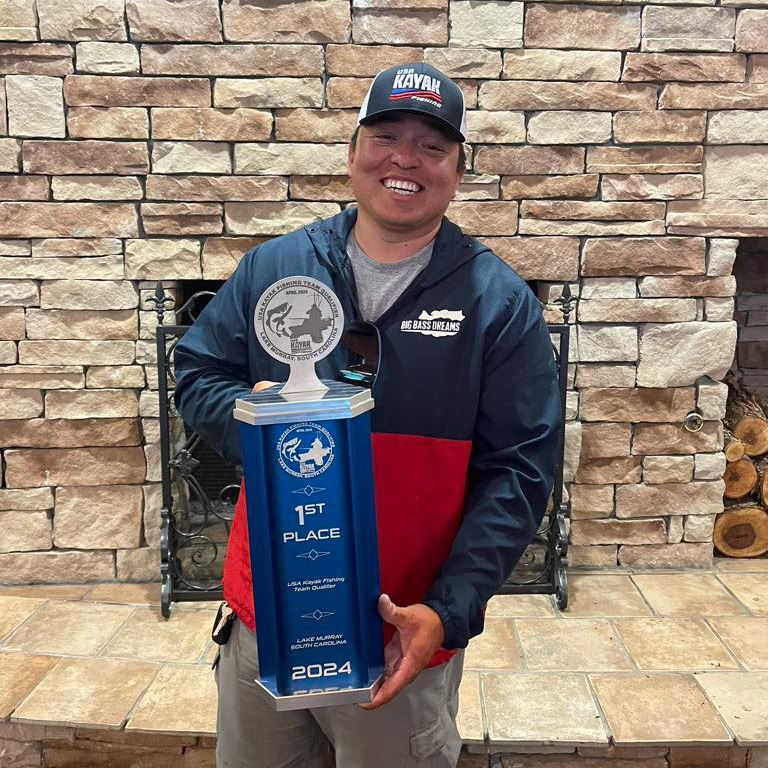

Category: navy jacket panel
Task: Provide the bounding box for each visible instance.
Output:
[423,283,562,647]
[173,207,562,649]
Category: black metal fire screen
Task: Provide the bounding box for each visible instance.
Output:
[151,283,575,619]
[497,284,574,611]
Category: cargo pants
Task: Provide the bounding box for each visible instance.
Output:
[213,616,464,768]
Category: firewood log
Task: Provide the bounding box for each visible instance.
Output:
[714,505,768,558]
[758,458,768,508]
[724,428,747,463]
[723,457,758,499]
[733,416,768,457]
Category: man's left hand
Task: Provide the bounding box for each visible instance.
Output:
[359,594,445,710]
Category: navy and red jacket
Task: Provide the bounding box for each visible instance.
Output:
[174,207,561,665]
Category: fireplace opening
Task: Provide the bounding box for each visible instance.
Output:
[720,238,768,560]
[731,239,768,403]
[177,278,223,325]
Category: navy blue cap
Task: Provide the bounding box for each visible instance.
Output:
[357,62,467,142]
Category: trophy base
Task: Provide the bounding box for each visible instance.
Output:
[234,380,374,426]
[254,675,383,712]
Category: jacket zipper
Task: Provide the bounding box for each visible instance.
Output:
[327,229,363,322]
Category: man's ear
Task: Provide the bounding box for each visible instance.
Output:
[347,141,355,174]
[452,165,465,198]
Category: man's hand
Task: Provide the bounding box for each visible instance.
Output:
[359,595,445,710]
[252,380,278,393]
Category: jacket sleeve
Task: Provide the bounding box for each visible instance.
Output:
[422,286,562,649]
[173,247,259,466]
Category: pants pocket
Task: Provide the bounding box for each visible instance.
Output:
[408,709,450,762]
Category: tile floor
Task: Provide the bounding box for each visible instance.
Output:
[0,560,766,751]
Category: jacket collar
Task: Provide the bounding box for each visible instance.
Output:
[306,206,490,289]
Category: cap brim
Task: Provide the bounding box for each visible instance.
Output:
[359,107,465,143]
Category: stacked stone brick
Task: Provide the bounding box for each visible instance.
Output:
[1,0,764,583]
[1,723,766,768]
[0,723,219,768]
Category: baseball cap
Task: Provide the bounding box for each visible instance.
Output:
[357,62,467,143]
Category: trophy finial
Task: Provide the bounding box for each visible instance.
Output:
[254,276,344,396]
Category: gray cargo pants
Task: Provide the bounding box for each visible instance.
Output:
[213,616,464,768]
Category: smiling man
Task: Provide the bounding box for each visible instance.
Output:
[174,62,562,768]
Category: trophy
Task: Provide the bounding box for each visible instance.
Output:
[233,276,384,711]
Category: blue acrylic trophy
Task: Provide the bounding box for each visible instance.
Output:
[233,276,384,710]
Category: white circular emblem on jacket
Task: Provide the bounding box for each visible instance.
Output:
[255,276,343,364]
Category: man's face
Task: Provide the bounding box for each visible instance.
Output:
[348,113,464,235]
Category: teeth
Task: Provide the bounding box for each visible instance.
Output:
[383,179,420,193]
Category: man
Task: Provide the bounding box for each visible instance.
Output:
[174,62,561,768]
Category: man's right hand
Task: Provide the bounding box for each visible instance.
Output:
[252,380,278,393]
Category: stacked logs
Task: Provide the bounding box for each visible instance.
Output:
[718,390,768,558]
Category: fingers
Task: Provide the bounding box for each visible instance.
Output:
[377,594,400,625]
[359,659,418,710]
[252,380,278,393]
[383,636,403,675]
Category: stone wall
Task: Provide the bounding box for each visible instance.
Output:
[1,0,764,583]
[1,724,765,768]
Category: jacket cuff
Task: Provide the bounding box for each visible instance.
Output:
[422,598,463,650]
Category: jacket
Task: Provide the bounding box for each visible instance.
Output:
[174,207,562,662]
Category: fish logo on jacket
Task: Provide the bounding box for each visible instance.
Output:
[400,309,465,338]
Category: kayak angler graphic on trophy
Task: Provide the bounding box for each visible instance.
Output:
[277,422,335,479]
[233,275,384,710]
[265,299,330,351]
[255,276,342,395]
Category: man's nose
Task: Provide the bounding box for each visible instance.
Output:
[391,140,419,168]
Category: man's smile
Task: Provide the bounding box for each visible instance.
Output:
[382,177,423,196]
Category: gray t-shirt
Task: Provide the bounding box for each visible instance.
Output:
[346,232,434,322]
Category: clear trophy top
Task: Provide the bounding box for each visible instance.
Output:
[254,275,344,397]
[233,276,374,425]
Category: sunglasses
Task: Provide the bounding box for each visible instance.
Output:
[336,320,381,389]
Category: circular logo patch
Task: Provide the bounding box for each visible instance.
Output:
[277,423,335,478]
[255,277,343,364]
